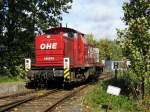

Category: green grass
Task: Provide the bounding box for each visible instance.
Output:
[0,76,24,83]
[83,80,144,112]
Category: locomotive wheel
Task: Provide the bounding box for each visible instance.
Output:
[25,80,37,89]
[63,82,73,90]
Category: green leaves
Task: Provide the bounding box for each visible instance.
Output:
[96,38,122,61]
[118,0,150,65]
[0,0,72,76]
[117,0,150,98]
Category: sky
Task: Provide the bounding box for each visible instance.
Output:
[62,0,126,40]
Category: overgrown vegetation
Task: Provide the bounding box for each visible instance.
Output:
[0,65,26,83]
[83,74,147,112]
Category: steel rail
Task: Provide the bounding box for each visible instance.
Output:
[43,85,88,112]
[99,73,113,80]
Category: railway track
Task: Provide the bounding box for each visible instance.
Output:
[0,89,59,112]
[43,85,87,112]
[99,72,113,80]
[0,72,113,112]
[0,85,87,112]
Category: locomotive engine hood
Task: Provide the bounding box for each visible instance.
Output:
[34,34,64,67]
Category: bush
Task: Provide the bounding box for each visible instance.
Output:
[83,79,144,112]
[0,65,26,83]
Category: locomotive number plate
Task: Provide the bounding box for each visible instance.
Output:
[44,57,54,61]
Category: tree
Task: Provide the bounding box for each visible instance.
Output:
[97,38,122,61]
[0,0,72,76]
[85,33,97,45]
[117,0,150,99]
[98,38,112,60]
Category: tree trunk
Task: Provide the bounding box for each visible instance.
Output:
[141,61,147,100]
[141,75,145,99]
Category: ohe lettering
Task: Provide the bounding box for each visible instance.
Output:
[40,43,57,50]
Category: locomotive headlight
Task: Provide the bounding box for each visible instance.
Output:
[25,58,31,71]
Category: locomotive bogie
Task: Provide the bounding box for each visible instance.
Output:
[26,66,103,84]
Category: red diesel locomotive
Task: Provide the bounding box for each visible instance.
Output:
[25,27,104,85]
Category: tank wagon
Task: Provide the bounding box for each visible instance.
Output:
[25,27,104,86]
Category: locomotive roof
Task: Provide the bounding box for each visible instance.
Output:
[44,27,84,35]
